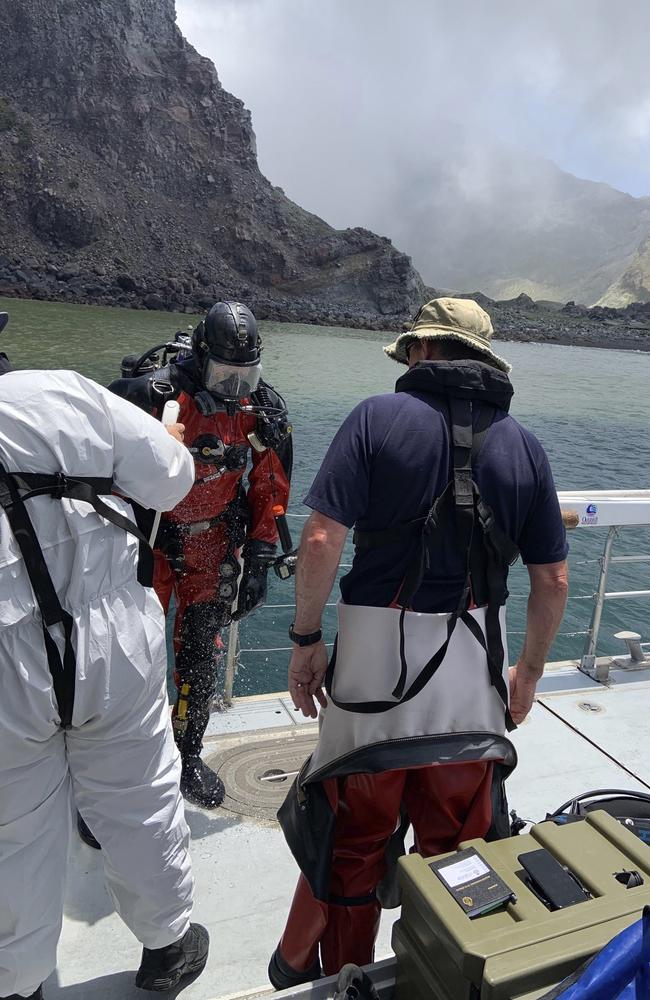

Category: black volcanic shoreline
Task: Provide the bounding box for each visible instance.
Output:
[498,329,650,354]
[489,294,650,354]
[1,262,650,351]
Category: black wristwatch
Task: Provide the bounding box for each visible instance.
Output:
[288,623,323,647]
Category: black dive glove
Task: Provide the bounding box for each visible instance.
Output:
[233,539,276,620]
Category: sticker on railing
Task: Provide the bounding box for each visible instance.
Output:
[581,503,599,525]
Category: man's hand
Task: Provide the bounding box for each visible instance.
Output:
[289,642,329,718]
[508,664,540,724]
[166,422,185,444]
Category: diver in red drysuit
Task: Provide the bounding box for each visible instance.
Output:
[110,301,292,809]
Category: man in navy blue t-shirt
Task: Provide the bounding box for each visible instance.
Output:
[270,298,569,989]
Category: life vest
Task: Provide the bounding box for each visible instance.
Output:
[0,465,150,729]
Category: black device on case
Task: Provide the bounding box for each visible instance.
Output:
[517,849,591,910]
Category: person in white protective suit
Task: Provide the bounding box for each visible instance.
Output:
[0,369,209,1000]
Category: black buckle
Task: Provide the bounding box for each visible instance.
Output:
[423,505,439,534]
[456,582,471,613]
[478,505,495,533]
[50,473,68,499]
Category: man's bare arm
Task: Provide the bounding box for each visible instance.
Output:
[294,511,348,633]
[519,560,569,677]
[509,560,569,724]
[288,511,348,718]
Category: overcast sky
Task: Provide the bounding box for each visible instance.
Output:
[176,0,650,235]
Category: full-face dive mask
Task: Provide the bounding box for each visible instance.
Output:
[192,301,262,400]
[203,358,262,400]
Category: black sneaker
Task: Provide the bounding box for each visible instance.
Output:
[268,945,321,990]
[6,988,43,999]
[180,756,225,809]
[135,923,209,991]
[77,812,101,850]
[333,964,380,1000]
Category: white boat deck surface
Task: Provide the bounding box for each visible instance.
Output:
[46,657,650,1000]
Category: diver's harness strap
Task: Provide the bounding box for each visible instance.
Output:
[0,465,151,730]
[338,399,518,729]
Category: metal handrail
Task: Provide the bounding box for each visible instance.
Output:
[222,497,650,702]
[580,525,650,671]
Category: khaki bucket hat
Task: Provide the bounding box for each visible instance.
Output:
[384,296,511,373]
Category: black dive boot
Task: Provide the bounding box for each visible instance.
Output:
[174,677,225,809]
[180,755,225,809]
[268,947,321,990]
[77,812,101,850]
[6,988,43,1000]
[135,922,209,991]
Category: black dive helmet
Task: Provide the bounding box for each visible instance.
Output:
[192,301,262,399]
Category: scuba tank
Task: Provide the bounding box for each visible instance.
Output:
[120,328,193,379]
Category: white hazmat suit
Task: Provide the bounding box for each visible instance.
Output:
[0,370,195,999]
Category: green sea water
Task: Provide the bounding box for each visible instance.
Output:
[2,295,650,695]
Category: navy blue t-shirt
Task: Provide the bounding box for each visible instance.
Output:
[305,386,568,612]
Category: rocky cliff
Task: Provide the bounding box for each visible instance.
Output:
[0,0,424,326]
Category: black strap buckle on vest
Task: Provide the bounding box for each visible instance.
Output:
[0,464,152,730]
[333,398,518,730]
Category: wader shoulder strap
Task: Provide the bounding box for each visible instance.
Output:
[325,611,458,714]
[332,398,476,712]
[389,399,495,699]
[328,401,517,718]
[0,466,154,728]
[352,402,495,554]
[461,611,515,732]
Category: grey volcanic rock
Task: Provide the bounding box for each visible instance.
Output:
[479,293,650,354]
[0,0,424,327]
[597,234,650,307]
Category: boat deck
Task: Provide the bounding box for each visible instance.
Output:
[47,655,650,999]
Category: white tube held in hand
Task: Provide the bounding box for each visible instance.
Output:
[150,399,182,546]
[162,399,180,427]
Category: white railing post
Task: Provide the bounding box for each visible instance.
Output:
[581,525,618,671]
[224,619,240,706]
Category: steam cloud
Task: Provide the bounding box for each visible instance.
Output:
[176,0,650,294]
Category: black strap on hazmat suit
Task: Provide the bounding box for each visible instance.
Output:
[0,465,151,729]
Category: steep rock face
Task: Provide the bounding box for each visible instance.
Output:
[0,0,423,326]
[597,235,650,306]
